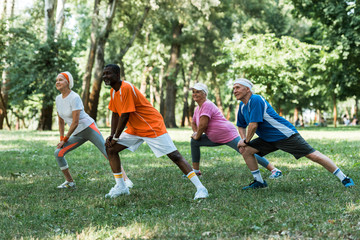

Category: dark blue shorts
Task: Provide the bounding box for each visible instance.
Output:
[249,133,316,159]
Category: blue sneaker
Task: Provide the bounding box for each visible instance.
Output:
[342,177,355,187]
[242,180,268,190]
[269,170,282,179]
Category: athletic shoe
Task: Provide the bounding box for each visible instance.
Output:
[183,170,202,178]
[194,187,208,200]
[105,184,130,198]
[342,177,355,187]
[57,181,76,189]
[125,179,134,188]
[269,170,282,179]
[242,180,268,190]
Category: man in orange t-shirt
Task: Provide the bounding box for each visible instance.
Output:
[102,64,208,200]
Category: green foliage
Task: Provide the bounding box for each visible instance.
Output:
[217,33,324,113]
[0,128,359,239]
[290,0,360,99]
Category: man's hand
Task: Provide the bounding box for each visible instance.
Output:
[237,139,247,148]
[105,135,113,148]
[237,139,248,153]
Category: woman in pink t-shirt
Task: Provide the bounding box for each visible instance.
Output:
[190,83,282,179]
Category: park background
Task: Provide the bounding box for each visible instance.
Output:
[1,0,360,239]
[0,0,359,130]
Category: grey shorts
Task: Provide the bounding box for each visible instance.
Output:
[249,133,316,159]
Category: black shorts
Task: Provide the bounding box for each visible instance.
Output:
[249,133,316,159]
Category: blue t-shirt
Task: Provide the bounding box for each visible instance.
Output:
[236,94,298,142]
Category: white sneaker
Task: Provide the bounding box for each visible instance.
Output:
[194,187,208,200]
[105,184,130,198]
[57,181,76,189]
[125,179,134,188]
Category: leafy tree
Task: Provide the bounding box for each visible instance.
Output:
[290,0,360,124]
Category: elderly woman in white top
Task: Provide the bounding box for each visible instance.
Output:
[54,71,132,189]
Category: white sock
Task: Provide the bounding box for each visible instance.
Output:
[333,168,346,181]
[251,169,264,183]
[113,172,127,188]
[187,171,204,190]
[194,169,200,174]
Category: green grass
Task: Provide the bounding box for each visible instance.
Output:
[0,127,359,239]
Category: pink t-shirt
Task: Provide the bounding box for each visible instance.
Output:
[193,100,239,143]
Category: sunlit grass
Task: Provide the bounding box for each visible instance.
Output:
[0,127,359,239]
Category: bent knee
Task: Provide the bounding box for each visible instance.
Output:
[54,148,61,158]
[167,150,183,162]
[106,146,118,156]
[242,147,258,156]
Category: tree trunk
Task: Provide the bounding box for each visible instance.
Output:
[139,66,149,97]
[159,67,165,116]
[116,6,150,80]
[181,52,195,127]
[293,107,299,124]
[0,0,12,129]
[332,93,337,127]
[44,0,56,39]
[37,98,54,130]
[181,67,189,127]
[188,69,200,124]
[54,0,66,39]
[164,21,183,128]
[87,0,117,121]
[211,71,224,115]
[1,0,7,19]
[38,0,62,130]
[226,93,233,120]
[355,97,359,119]
[0,90,11,129]
[81,0,100,111]
[149,71,155,106]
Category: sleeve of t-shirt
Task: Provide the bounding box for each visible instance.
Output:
[249,96,264,123]
[198,102,212,120]
[236,103,247,128]
[120,85,136,113]
[70,94,84,111]
[108,89,117,113]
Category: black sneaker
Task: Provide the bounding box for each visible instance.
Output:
[242,180,268,190]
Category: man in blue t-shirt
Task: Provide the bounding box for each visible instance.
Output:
[233,78,354,189]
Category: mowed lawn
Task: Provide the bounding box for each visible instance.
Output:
[0,127,359,239]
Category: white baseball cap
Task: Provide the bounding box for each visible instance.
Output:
[190,83,208,95]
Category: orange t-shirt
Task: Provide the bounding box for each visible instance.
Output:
[108,81,167,138]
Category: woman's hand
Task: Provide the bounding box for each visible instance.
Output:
[57,141,65,149]
[191,132,200,140]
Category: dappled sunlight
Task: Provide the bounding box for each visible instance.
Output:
[51,224,156,240]
[345,202,360,213]
[298,130,360,141]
